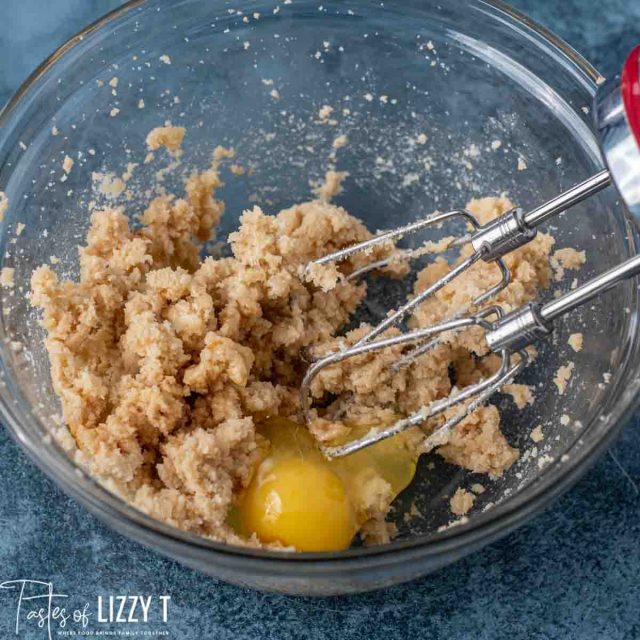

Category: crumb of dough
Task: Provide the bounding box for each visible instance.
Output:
[416,236,457,255]
[392,236,456,265]
[304,262,343,292]
[311,170,349,201]
[560,414,570,426]
[530,425,544,443]
[551,248,586,281]
[146,125,186,153]
[52,126,59,136]
[109,108,120,118]
[138,99,145,109]
[416,133,428,145]
[332,134,348,150]
[16,222,25,236]
[517,157,527,171]
[437,405,519,476]
[568,332,583,352]
[360,519,397,546]
[212,146,235,166]
[0,192,8,221]
[403,501,423,523]
[491,140,502,150]
[318,105,333,120]
[450,488,475,516]
[464,144,480,158]
[306,415,352,443]
[159,54,172,65]
[553,362,574,395]
[270,88,280,100]
[349,470,396,543]
[470,483,485,494]
[229,164,246,176]
[1,267,15,287]
[502,383,534,409]
[63,155,74,174]
[538,454,554,468]
[402,173,419,187]
[109,77,119,88]
[92,172,125,198]
[122,163,137,182]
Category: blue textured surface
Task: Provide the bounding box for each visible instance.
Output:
[0,1,639,638]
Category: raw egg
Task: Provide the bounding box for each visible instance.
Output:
[236,417,420,551]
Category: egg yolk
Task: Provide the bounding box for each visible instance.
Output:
[239,457,356,551]
[236,417,420,552]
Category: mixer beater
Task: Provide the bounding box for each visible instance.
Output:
[300,45,640,459]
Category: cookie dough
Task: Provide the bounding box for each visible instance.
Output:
[31,131,563,549]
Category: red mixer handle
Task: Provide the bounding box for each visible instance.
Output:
[621,45,640,148]
[595,45,640,220]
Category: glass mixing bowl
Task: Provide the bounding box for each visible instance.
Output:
[0,0,637,596]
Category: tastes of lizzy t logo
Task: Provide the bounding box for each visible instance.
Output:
[0,580,171,639]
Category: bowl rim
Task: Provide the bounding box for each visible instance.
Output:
[0,0,633,570]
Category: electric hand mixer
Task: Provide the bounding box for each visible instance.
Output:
[301,45,640,459]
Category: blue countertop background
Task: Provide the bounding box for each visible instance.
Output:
[1,1,639,638]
